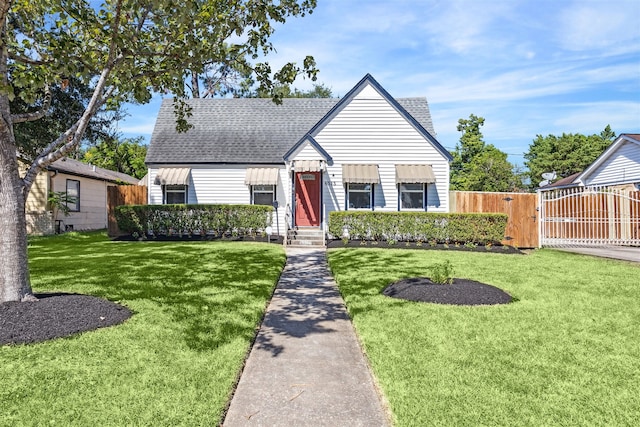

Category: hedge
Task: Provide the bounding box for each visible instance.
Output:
[115,204,273,238]
[328,211,508,244]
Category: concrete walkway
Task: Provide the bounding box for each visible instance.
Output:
[223,248,389,427]
[555,246,640,263]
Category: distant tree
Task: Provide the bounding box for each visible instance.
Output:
[450,114,522,192]
[82,136,147,179]
[524,125,615,189]
[254,83,333,98]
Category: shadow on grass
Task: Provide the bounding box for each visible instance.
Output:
[28,234,285,352]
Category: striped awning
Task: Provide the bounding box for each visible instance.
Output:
[395,164,436,184]
[154,168,191,185]
[244,168,279,185]
[293,160,323,172]
[342,164,380,184]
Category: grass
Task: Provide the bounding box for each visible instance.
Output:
[0,232,285,426]
[327,248,640,426]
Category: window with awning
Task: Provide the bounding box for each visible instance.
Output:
[341,164,380,184]
[154,168,191,186]
[395,164,436,184]
[244,168,279,186]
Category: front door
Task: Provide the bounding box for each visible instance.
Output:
[295,172,321,226]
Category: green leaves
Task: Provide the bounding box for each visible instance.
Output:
[524,126,615,189]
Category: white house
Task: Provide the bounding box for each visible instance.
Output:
[145,74,452,238]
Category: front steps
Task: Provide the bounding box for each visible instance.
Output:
[287,227,325,247]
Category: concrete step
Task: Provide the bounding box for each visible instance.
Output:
[287,228,325,247]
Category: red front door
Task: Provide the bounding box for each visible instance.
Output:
[295,172,321,226]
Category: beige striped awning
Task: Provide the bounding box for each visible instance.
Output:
[154,168,191,185]
[293,160,323,172]
[244,168,279,185]
[395,164,436,184]
[342,164,380,184]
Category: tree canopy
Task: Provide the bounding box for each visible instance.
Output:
[524,125,615,189]
[0,0,319,303]
[450,114,522,192]
[82,136,147,179]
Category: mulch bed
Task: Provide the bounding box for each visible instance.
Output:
[0,293,132,346]
[327,239,524,253]
[383,277,513,306]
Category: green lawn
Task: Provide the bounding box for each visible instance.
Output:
[1,232,285,426]
[328,248,640,426]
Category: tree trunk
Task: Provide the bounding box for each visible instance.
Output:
[0,124,34,303]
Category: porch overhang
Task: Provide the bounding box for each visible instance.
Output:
[154,168,191,185]
[244,168,279,185]
[342,164,380,184]
[293,160,323,172]
[395,164,436,184]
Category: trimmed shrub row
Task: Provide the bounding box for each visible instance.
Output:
[328,211,508,244]
[115,204,273,238]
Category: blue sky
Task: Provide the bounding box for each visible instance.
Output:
[120,0,640,167]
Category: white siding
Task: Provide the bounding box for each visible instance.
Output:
[584,141,640,186]
[51,173,109,231]
[290,140,326,160]
[314,83,449,221]
[148,165,288,235]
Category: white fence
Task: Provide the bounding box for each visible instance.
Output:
[539,186,640,247]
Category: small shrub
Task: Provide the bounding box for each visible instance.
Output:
[464,241,477,249]
[430,260,454,285]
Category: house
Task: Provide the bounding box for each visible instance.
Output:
[145,74,452,237]
[541,134,640,191]
[25,157,140,235]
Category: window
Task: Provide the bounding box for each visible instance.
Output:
[164,185,187,204]
[252,185,275,206]
[347,183,372,209]
[66,179,80,212]
[399,183,424,210]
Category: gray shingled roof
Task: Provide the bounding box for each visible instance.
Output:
[48,158,140,184]
[146,97,437,164]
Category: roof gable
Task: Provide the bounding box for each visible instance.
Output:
[300,74,453,162]
[577,134,640,184]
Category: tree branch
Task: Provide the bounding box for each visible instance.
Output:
[11,85,52,123]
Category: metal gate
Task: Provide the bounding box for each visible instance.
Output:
[539,186,640,247]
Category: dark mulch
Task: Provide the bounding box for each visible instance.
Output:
[113,234,284,244]
[327,239,524,253]
[0,293,132,346]
[383,277,513,306]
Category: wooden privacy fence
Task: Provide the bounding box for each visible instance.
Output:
[539,187,640,247]
[450,191,539,248]
[107,185,147,237]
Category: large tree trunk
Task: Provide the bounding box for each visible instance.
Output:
[0,124,34,303]
[0,130,34,304]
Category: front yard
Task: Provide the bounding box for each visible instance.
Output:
[328,248,640,426]
[0,232,285,426]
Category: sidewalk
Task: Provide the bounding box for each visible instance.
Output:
[555,246,640,263]
[223,247,389,427]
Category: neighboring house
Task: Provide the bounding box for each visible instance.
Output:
[145,74,452,237]
[24,157,140,235]
[541,134,640,191]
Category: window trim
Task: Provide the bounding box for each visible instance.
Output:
[345,182,374,210]
[398,183,426,211]
[65,179,80,212]
[251,184,276,206]
[163,185,187,204]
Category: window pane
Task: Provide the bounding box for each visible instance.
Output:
[349,191,371,209]
[66,180,80,212]
[349,183,371,192]
[254,192,274,206]
[165,185,186,204]
[254,185,274,193]
[401,191,423,209]
[401,183,422,192]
